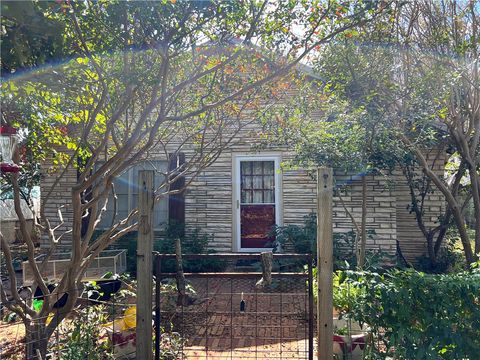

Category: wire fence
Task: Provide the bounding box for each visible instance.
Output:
[2,253,314,359]
[0,279,134,360]
[153,253,315,360]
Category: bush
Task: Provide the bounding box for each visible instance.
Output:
[107,223,227,275]
[416,228,467,274]
[154,222,227,273]
[312,267,366,317]
[55,305,111,360]
[345,267,480,359]
[272,213,317,255]
[273,213,390,270]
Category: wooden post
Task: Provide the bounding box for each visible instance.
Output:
[137,170,154,360]
[316,167,333,360]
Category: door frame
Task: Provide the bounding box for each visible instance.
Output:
[233,154,282,252]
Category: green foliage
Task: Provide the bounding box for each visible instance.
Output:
[272,213,317,255]
[332,270,365,317]
[155,223,227,273]
[345,269,480,359]
[273,213,391,270]
[312,268,365,317]
[56,305,112,360]
[1,1,65,75]
[111,223,226,275]
[156,330,184,360]
[416,240,465,274]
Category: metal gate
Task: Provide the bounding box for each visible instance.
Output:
[153,253,314,360]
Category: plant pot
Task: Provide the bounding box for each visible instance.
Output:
[87,279,122,303]
[333,317,370,360]
[105,328,136,359]
[33,284,69,308]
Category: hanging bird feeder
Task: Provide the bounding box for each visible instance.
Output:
[0,125,20,173]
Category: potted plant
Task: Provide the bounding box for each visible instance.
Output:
[332,270,370,360]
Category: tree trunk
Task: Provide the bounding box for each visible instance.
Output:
[25,319,49,359]
[399,134,475,265]
[357,175,367,269]
[426,232,437,267]
[468,167,480,255]
[175,238,188,306]
[255,252,273,289]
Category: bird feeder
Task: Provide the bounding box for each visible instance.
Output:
[0,125,20,173]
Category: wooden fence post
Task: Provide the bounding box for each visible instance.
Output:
[317,167,333,360]
[137,170,154,360]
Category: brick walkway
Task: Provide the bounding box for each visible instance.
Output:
[162,277,313,359]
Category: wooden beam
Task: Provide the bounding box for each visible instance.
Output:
[316,167,333,360]
[137,170,154,360]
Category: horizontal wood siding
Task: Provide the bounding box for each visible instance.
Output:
[395,149,447,263]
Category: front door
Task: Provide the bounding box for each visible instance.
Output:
[236,157,280,250]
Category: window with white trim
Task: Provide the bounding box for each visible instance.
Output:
[96,160,168,230]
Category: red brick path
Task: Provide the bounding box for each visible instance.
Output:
[163,277,313,359]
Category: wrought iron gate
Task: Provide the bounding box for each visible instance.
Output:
[153,253,314,360]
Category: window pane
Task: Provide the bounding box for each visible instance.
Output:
[114,172,129,195]
[95,160,168,229]
[117,194,129,212]
[242,190,252,204]
[264,175,274,190]
[264,161,274,175]
[241,175,252,190]
[264,190,274,203]
[241,161,252,176]
[253,162,263,175]
[253,175,263,189]
[253,190,263,203]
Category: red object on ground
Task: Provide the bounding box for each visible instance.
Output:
[0,163,20,173]
[0,125,17,135]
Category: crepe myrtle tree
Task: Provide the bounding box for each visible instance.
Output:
[277,0,480,268]
[390,0,480,266]
[324,1,479,266]
[0,0,388,357]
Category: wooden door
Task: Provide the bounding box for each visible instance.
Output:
[239,160,277,249]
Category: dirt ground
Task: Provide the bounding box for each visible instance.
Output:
[0,320,25,359]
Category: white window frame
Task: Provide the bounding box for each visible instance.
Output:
[233,154,282,252]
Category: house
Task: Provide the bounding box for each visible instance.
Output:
[37,54,446,264]
[39,131,445,265]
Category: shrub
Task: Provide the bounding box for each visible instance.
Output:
[154,222,227,273]
[346,268,480,359]
[416,228,468,274]
[272,213,317,255]
[107,223,227,275]
[273,213,390,270]
[55,305,111,360]
[312,267,365,317]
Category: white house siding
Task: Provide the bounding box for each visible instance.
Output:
[39,115,445,263]
[40,142,444,262]
[183,143,444,259]
[181,120,399,254]
[395,149,447,262]
[40,155,78,249]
